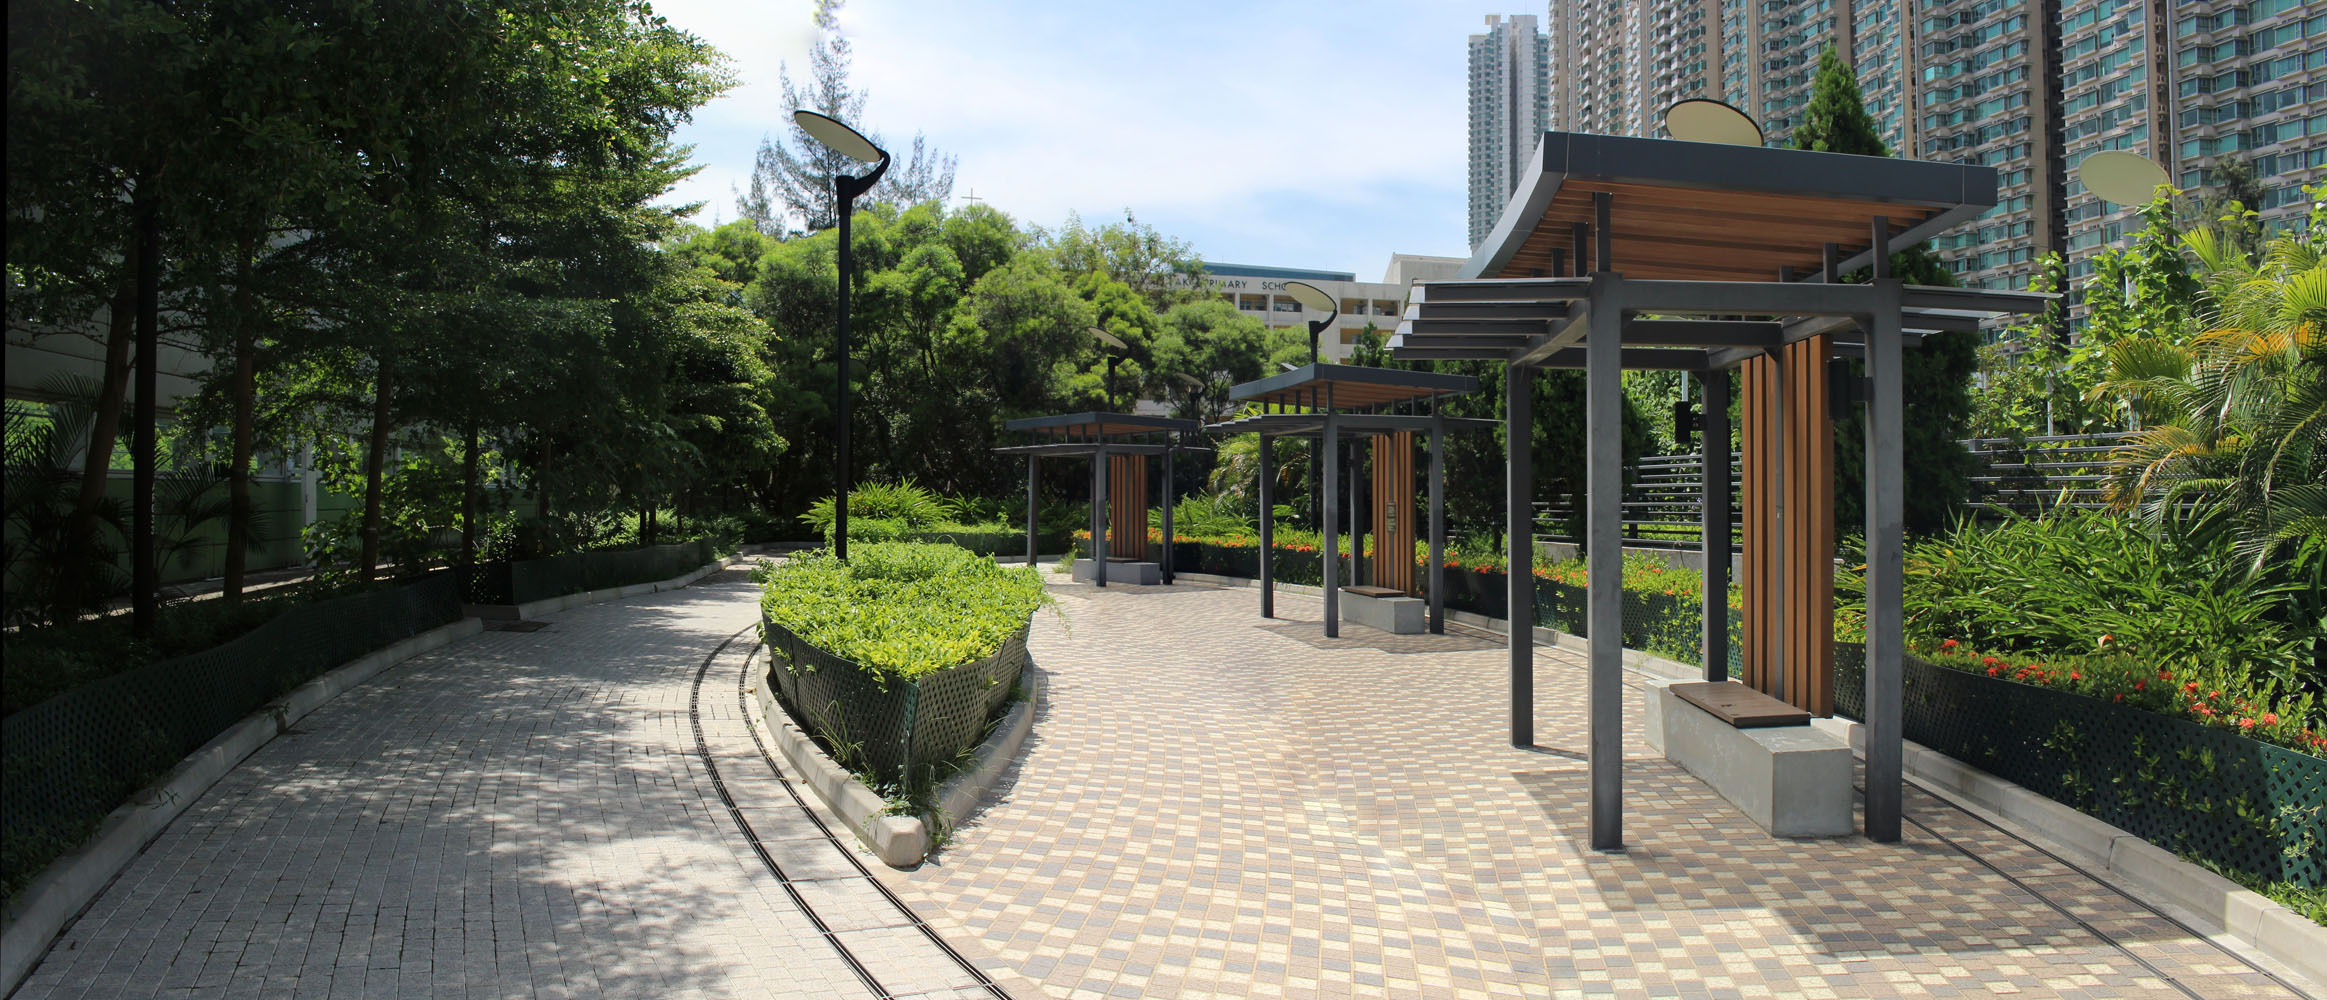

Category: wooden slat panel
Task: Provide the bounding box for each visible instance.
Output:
[1741,352,1771,695]
[1371,433,1417,594]
[1807,335,1835,717]
[1109,455,1149,561]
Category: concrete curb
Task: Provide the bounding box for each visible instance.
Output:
[0,616,484,995]
[746,648,1043,870]
[1811,715,2327,994]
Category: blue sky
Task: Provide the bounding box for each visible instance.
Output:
[649,0,1486,279]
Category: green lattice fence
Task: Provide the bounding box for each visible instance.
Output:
[759,612,1027,788]
[1835,645,2326,889]
[1,575,462,902]
[466,539,715,605]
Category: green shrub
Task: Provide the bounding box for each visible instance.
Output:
[800,480,957,541]
[758,542,1051,679]
[1862,507,2314,692]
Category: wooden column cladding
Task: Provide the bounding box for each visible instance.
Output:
[1370,432,1417,594]
[1108,454,1149,561]
[1740,336,1835,715]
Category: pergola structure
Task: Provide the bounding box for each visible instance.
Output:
[1205,365,1496,636]
[1390,131,2051,849]
[996,413,1198,587]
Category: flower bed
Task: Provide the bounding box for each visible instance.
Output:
[757,543,1049,787]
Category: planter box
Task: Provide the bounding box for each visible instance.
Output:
[760,612,1028,786]
[1837,646,2327,889]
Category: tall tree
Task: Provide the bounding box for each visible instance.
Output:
[1792,44,1977,533]
[736,32,955,235]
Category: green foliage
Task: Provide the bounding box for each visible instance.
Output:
[801,480,958,540]
[759,543,1052,680]
[1856,506,2320,707]
[1792,46,1889,157]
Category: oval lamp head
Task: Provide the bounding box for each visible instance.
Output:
[2077,151,2170,206]
[1282,280,1336,314]
[1087,326,1129,351]
[1662,98,1764,146]
[793,109,885,164]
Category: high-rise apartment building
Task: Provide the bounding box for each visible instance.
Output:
[2162,0,2326,238]
[1524,0,2322,323]
[1916,0,2060,293]
[1469,15,1553,250]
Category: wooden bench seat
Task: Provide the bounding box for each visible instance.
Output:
[1668,681,1810,728]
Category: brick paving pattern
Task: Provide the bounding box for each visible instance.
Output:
[878,579,2308,1000]
[15,568,2310,999]
[12,570,974,1000]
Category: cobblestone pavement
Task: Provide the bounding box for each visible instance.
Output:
[877,579,2310,1000]
[13,569,1001,1000]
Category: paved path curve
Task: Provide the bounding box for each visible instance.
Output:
[877,579,2312,1000]
[13,569,1006,1000]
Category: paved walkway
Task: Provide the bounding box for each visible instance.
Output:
[14,571,2314,1000]
[14,569,1001,999]
[876,579,2312,1000]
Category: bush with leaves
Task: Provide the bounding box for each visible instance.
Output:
[758,542,1052,680]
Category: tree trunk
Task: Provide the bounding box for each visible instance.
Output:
[58,274,137,610]
[131,182,160,637]
[536,433,552,519]
[360,358,392,580]
[223,244,257,601]
[460,419,480,565]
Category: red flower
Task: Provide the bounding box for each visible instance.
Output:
[2240,718,2255,731]
[2209,689,2223,701]
[2134,680,2147,691]
[2262,713,2278,726]
[1982,656,2000,668]
[2114,694,2124,702]
[1940,639,1959,651]
[2070,672,2082,682]
[1986,665,2002,677]
[2184,681,2201,694]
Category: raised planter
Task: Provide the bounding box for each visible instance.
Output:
[1836,646,2327,890]
[759,612,1028,787]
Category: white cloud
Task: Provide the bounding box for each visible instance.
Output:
[654,0,1479,271]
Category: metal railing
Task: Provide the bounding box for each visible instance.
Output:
[1534,433,2136,548]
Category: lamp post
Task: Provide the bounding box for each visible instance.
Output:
[1088,326,1129,411]
[794,109,890,561]
[1281,280,1338,525]
[1282,280,1338,364]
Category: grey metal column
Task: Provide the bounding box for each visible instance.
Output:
[1259,434,1275,617]
[1865,278,1906,843]
[1585,274,1624,852]
[1322,415,1341,637]
[1349,438,1364,588]
[1026,455,1039,566]
[1428,412,1446,634]
[1506,363,1533,748]
[1700,369,1731,681]
[1093,447,1109,587]
[1161,448,1175,584]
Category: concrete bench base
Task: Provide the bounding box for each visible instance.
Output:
[1071,559,1161,585]
[1644,678,1853,838]
[1340,589,1424,634]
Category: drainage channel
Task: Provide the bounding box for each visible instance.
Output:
[688,624,1013,1000]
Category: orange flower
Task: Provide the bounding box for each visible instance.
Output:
[2262,713,2278,726]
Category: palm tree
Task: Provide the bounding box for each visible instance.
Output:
[2099,191,2326,567]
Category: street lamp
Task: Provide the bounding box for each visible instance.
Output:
[795,109,890,561]
[1088,326,1128,411]
[1282,280,1338,364]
